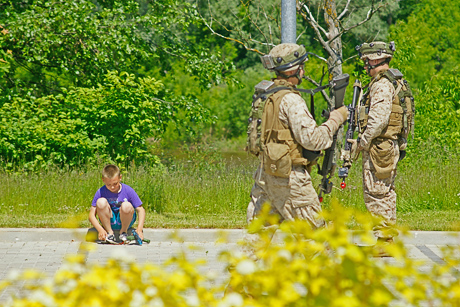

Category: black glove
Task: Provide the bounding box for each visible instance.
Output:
[399,150,406,162]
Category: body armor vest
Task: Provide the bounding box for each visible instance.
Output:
[246,79,310,175]
[358,68,414,142]
[262,85,309,166]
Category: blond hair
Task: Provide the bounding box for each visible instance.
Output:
[102,164,120,179]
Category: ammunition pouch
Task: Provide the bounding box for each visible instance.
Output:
[263,142,292,178]
[358,104,368,134]
[380,104,404,140]
[369,138,397,179]
[247,115,262,156]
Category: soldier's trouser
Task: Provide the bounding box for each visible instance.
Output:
[362,147,399,239]
[247,164,325,229]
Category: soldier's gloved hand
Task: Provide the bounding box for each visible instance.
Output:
[347,139,362,161]
[340,149,351,163]
[323,106,349,133]
[330,106,349,124]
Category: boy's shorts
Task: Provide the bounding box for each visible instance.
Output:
[110,210,137,231]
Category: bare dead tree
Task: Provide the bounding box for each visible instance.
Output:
[198,0,390,102]
[198,0,279,55]
[298,0,386,78]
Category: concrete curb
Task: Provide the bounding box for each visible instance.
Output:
[1,228,460,245]
[402,231,460,245]
[0,228,246,243]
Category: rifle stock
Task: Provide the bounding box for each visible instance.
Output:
[331,73,350,109]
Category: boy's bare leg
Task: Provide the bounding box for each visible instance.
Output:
[120,202,134,234]
[96,198,114,236]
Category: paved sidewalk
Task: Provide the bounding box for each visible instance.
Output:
[2,228,460,244]
[1,228,460,302]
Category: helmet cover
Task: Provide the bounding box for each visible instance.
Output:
[357,41,395,61]
[261,43,308,72]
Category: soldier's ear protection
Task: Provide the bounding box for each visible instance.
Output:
[363,58,391,74]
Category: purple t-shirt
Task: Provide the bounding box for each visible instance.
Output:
[91,183,142,214]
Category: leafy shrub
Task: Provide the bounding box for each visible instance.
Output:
[0,94,106,169]
[0,0,233,96]
[2,201,460,306]
[408,70,460,161]
[0,48,11,80]
[0,71,212,169]
[389,0,460,161]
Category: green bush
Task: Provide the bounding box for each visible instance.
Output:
[388,0,460,160]
[0,71,212,169]
[412,71,460,155]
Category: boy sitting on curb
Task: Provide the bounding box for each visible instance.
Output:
[89,164,145,244]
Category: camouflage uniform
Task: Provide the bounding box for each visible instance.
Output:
[360,75,399,239]
[357,41,402,240]
[247,81,346,228]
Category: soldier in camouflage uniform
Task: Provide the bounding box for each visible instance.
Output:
[246,43,348,228]
[351,41,412,247]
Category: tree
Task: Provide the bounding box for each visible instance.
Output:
[0,0,228,167]
[389,0,460,88]
[198,0,399,105]
[388,0,460,157]
[0,0,234,98]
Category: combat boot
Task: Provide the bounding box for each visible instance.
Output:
[372,237,394,258]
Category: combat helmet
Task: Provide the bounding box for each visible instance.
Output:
[261,43,308,72]
[356,41,395,61]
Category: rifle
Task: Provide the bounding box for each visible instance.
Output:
[317,73,349,202]
[338,80,362,189]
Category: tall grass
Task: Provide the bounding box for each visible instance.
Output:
[0,150,257,228]
[0,144,458,230]
[319,143,460,231]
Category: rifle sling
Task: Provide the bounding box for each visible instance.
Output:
[252,84,330,104]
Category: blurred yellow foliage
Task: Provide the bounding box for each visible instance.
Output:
[1,200,460,306]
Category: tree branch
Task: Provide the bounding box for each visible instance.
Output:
[303,75,332,105]
[337,0,351,20]
[327,0,387,45]
[297,3,335,61]
[298,2,328,37]
[196,0,267,55]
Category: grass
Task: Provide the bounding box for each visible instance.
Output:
[0,146,459,231]
[398,210,460,231]
[0,150,255,229]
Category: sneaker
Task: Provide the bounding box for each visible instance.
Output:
[105,234,117,244]
[119,232,128,243]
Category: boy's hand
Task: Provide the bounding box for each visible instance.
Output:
[98,229,108,241]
